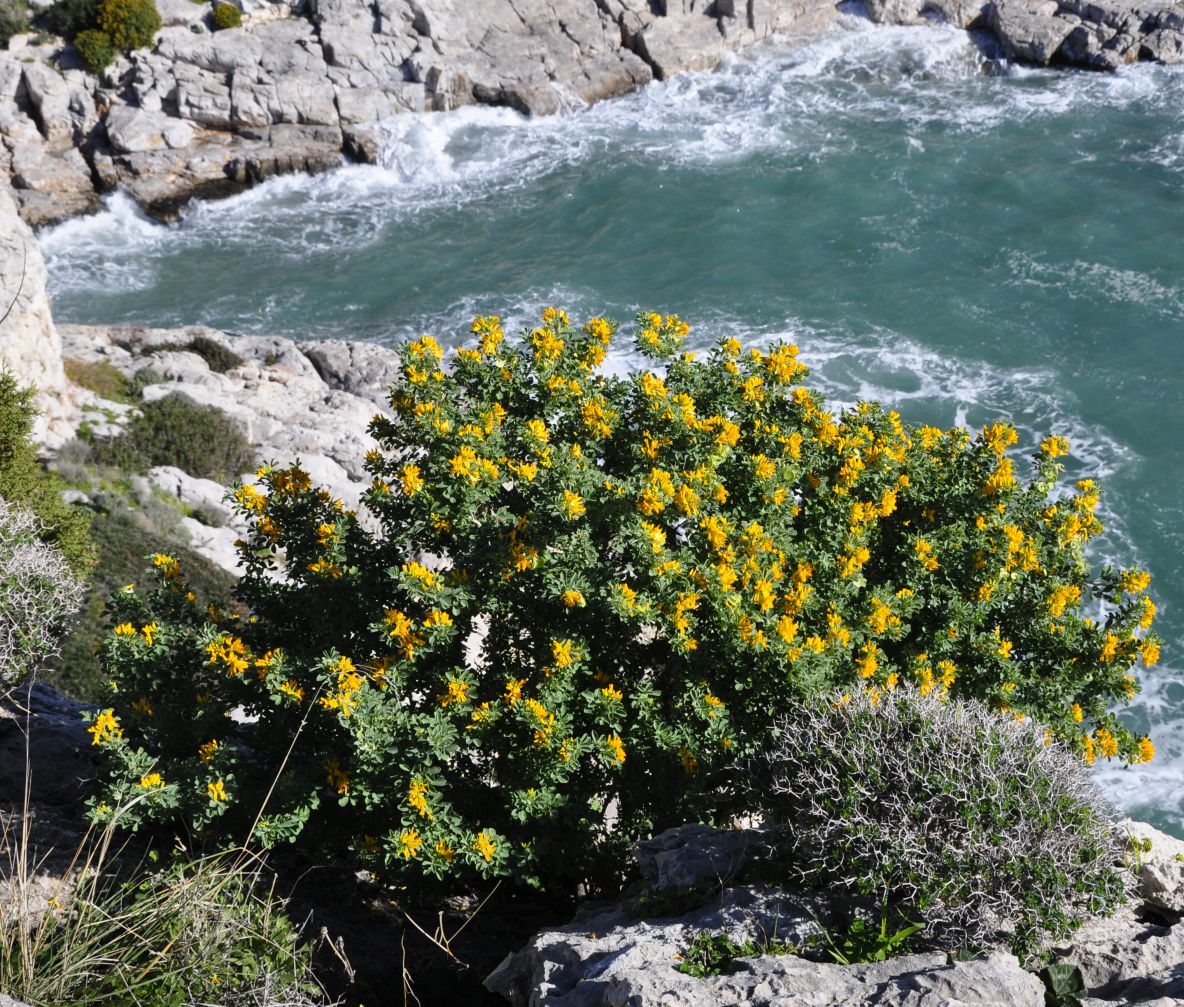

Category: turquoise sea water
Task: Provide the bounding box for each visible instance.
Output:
[41,14,1184,832]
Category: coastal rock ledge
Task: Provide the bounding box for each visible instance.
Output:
[486,822,1184,1007]
[2,0,1184,229]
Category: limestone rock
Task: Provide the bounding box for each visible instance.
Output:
[486,894,1045,1007]
[0,183,78,446]
[56,324,400,572]
[104,105,195,154]
[985,0,1078,63]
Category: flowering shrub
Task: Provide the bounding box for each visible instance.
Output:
[89,310,1158,892]
[763,686,1129,959]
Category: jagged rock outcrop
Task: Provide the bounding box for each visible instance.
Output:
[5,0,1182,228]
[0,0,845,226]
[0,183,78,446]
[57,323,400,573]
[487,821,1184,1007]
[864,0,1184,69]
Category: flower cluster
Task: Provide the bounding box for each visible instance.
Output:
[90,310,1158,892]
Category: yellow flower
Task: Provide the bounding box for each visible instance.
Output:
[408,779,433,820]
[551,639,576,669]
[114,623,135,637]
[131,696,154,717]
[1137,736,1155,763]
[438,676,470,707]
[1099,632,1120,664]
[1142,640,1160,666]
[325,758,350,796]
[914,539,938,572]
[472,315,504,355]
[504,677,526,705]
[1070,703,1083,723]
[561,589,585,608]
[140,622,158,647]
[1096,727,1119,759]
[1121,570,1151,594]
[152,553,180,579]
[207,779,228,802]
[400,464,424,495]
[606,734,626,764]
[399,828,423,859]
[87,709,123,747]
[138,773,164,790]
[561,490,586,520]
[473,830,497,862]
[856,643,879,679]
[601,684,623,703]
[1041,435,1070,458]
[435,838,455,862]
[198,739,220,764]
[403,561,441,590]
[234,483,267,513]
[279,679,304,703]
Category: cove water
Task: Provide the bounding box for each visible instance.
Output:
[41,13,1184,834]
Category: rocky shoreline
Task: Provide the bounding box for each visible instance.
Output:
[1,0,1184,230]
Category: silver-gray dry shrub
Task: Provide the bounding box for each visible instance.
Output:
[763,686,1128,959]
[0,498,82,688]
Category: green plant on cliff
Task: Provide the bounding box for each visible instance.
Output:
[0,0,29,46]
[0,372,96,577]
[92,393,255,483]
[46,0,97,37]
[210,1,241,29]
[95,0,158,51]
[764,686,1129,960]
[87,310,1159,896]
[73,28,114,71]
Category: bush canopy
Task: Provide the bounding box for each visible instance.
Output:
[89,311,1158,894]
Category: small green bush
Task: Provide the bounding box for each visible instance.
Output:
[210,1,240,29]
[95,0,158,50]
[88,310,1158,896]
[0,372,96,577]
[73,27,114,71]
[64,358,131,402]
[0,0,29,46]
[764,686,1129,960]
[92,394,254,483]
[45,0,96,36]
[175,333,245,373]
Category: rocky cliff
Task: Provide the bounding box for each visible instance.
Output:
[0,0,842,228]
[4,0,1184,231]
[0,185,77,446]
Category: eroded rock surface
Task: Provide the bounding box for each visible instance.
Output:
[864,0,1184,68]
[488,821,1184,1007]
[0,183,79,446]
[0,0,843,226]
[57,323,400,573]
